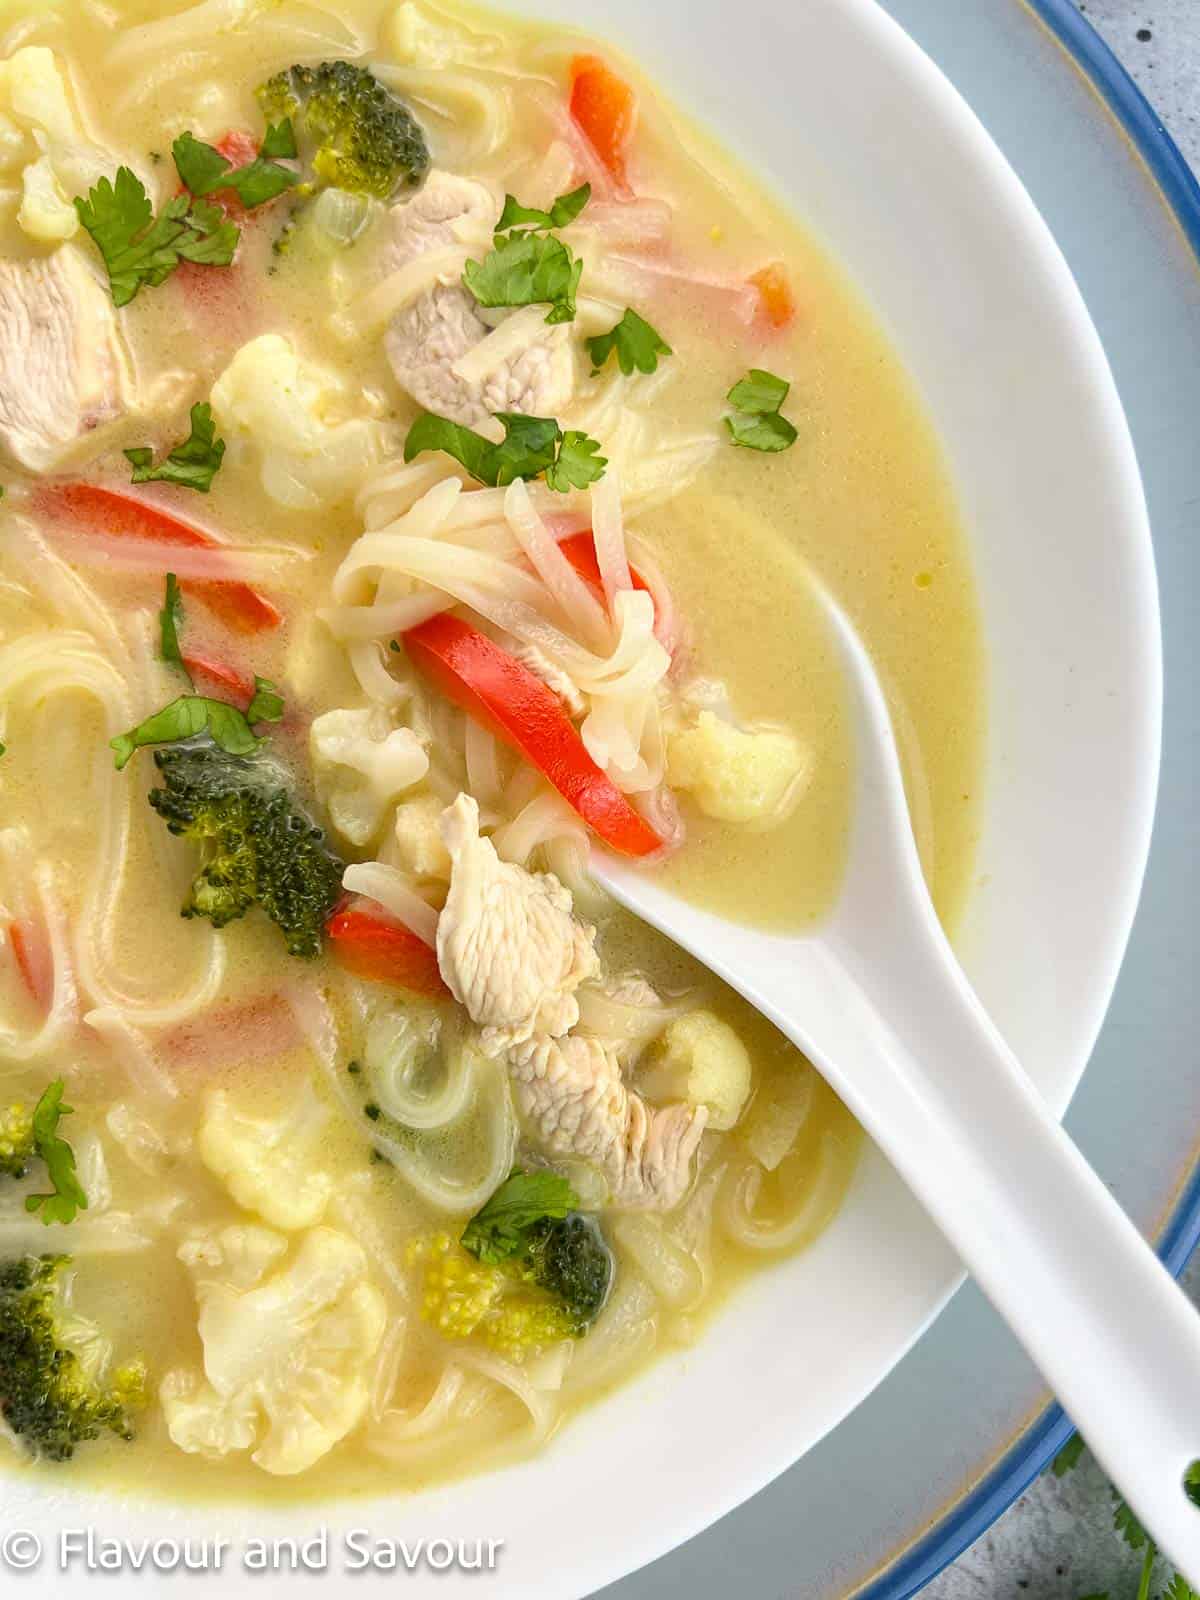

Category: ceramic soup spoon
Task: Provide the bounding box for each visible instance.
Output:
[593,580,1200,1581]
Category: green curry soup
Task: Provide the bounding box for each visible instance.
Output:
[0,0,981,1500]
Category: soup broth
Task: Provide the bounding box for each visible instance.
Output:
[0,0,982,1501]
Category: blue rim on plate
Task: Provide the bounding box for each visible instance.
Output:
[857,3,1200,1596]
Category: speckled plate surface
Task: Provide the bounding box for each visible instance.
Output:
[597,3,1200,1596]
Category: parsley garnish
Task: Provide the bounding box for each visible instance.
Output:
[464,233,583,326]
[403,412,606,492]
[587,307,672,376]
[74,168,239,307]
[24,1081,88,1227]
[246,677,284,724]
[125,401,226,494]
[461,1169,578,1265]
[110,696,265,770]
[495,183,591,236]
[724,367,799,453]
[1053,1433,1085,1476]
[172,125,299,210]
[158,574,190,686]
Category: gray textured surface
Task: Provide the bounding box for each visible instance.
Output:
[927,4,1200,1595]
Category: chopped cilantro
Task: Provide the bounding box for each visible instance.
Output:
[24,1081,88,1227]
[125,401,226,494]
[404,412,606,492]
[587,307,672,376]
[74,168,239,307]
[111,696,265,770]
[724,367,798,453]
[172,126,299,210]
[495,183,591,235]
[463,232,582,325]
[158,574,190,686]
[460,1169,577,1266]
[246,677,284,725]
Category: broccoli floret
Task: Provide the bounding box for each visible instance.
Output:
[148,737,344,959]
[521,1214,612,1331]
[458,1169,613,1335]
[257,61,430,202]
[407,1234,580,1361]
[0,1103,36,1180]
[0,1256,145,1461]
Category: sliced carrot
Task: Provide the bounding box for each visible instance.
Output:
[37,484,282,635]
[570,55,637,191]
[326,908,449,998]
[404,613,663,858]
[749,263,797,331]
[181,653,256,706]
[8,920,50,1008]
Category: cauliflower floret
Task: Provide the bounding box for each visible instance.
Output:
[177,1222,289,1291]
[197,1089,334,1231]
[667,712,810,824]
[18,152,77,242]
[210,334,397,511]
[0,48,83,153]
[638,1010,753,1132]
[310,708,430,848]
[391,793,452,879]
[161,1225,386,1476]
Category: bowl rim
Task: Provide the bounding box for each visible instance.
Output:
[856,2,1200,1594]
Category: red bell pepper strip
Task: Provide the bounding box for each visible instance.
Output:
[326,907,449,998]
[403,614,662,858]
[181,654,257,706]
[37,484,282,635]
[570,55,637,192]
[556,530,654,609]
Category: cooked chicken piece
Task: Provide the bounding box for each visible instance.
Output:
[0,246,129,472]
[437,794,599,1054]
[509,1032,708,1211]
[383,170,575,426]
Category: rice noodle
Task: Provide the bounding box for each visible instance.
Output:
[51,533,308,584]
[611,1214,703,1310]
[289,980,517,1216]
[589,470,633,607]
[504,479,611,651]
[341,867,440,947]
[718,1132,853,1253]
[365,1006,475,1132]
[0,830,81,1064]
[85,1007,179,1102]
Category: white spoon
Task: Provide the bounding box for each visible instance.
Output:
[593,580,1200,1581]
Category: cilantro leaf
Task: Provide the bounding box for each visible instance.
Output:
[1184,1459,1200,1510]
[173,129,298,210]
[1052,1433,1085,1476]
[110,696,265,770]
[495,182,591,235]
[724,367,799,454]
[404,412,605,493]
[75,169,239,305]
[546,429,608,492]
[246,677,285,724]
[726,410,798,452]
[158,574,190,686]
[463,233,582,325]
[125,402,226,494]
[24,1080,88,1227]
[587,308,672,377]
[1163,1577,1200,1600]
[261,119,298,160]
[728,369,791,415]
[1113,1498,1151,1552]
[173,197,240,265]
[461,1168,578,1266]
[0,742,6,758]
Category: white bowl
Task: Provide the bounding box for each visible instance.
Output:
[7,1,1160,1593]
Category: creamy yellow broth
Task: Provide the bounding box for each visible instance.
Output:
[0,0,980,1503]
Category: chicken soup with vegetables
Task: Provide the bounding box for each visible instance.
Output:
[0,0,983,1497]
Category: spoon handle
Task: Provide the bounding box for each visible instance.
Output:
[769,915,1200,1581]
